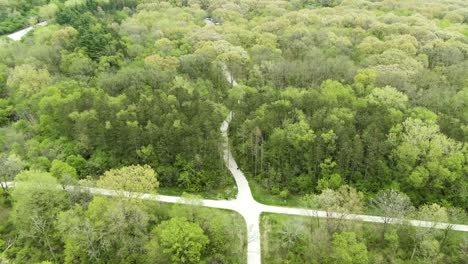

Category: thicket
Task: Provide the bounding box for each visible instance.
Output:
[0,166,246,263]
[262,212,467,264]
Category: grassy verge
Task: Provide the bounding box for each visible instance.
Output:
[158,183,237,200]
[248,178,304,207]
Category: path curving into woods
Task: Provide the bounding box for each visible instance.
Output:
[6,21,48,41]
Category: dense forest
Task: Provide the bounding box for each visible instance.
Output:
[0,0,467,263]
[0,0,51,34]
[1,0,233,194]
[226,0,468,209]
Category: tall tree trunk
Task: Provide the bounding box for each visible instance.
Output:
[411,242,418,260]
[260,141,263,174]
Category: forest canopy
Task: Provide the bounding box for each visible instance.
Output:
[0,0,467,263]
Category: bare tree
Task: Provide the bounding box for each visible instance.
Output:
[370,189,413,237]
[314,186,364,233]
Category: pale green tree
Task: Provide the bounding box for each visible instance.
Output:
[332,232,368,264]
[410,203,449,261]
[97,165,159,196]
[11,170,67,262]
[7,64,51,98]
[38,3,58,20]
[312,185,364,232]
[389,117,465,206]
[58,196,149,263]
[0,154,24,192]
[50,159,78,187]
[151,217,209,264]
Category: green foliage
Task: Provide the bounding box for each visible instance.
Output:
[223,0,467,208]
[315,0,343,7]
[232,70,465,209]
[50,160,77,180]
[0,16,27,35]
[152,217,209,264]
[389,118,466,206]
[313,185,364,215]
[0,0,48,35]
[3,183,246,263]
[7,64,51,98]
[58,196,149,263]
[65,155,87,177]
[332,232,368,264]
[96,164,159,194]
[1,0,467,262]
[262,213,467,264]
[50,159,78,187]
[0,98,13,126]
[10,170,67,262]
[0,154,24,183]
[60,50,96,78]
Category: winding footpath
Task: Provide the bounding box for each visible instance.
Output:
[2,19,468,264]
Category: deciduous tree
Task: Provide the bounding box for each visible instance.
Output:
[151,217,209,264]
